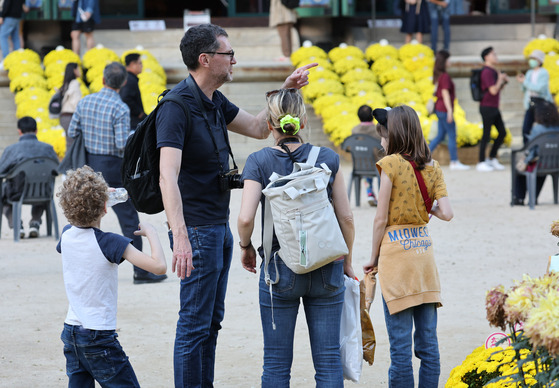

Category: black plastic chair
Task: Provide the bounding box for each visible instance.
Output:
[0,157,60,241]
[511,131,559,210]
[341,134,383,206]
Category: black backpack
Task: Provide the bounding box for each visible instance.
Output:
[281,0,299,9]
[470,68,485,102]
[48,90,63,118]
[121,90,190,214]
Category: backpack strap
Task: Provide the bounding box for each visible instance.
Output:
[406,158,433,214]
[157,91,192,144]
[306,146,320,166]
[263,197,279,330]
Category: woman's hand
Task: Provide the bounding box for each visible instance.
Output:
[343,260,356,280]
[363,257,378,274]
[240,246,257,274]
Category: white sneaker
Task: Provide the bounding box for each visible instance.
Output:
[476,161,494,172]
[488,158,505,171]
[28,222,40,238]
[450,161,470,171]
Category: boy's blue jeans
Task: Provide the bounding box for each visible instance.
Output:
[170,223,233,388]
[61,323,140,388]
[259,255,345,388]
[382,299,440,388]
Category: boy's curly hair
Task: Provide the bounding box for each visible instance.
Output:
[57,166,108,227]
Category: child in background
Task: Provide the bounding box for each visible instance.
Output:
[364,105,453,388]
[56,166,166,387]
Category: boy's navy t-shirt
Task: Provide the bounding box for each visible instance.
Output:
[156,77,240,226]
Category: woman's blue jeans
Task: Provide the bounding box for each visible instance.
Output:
[382,299,440,388]
[427,2,450,52]
[259,255,345,388]
[61,323,140,388]
[0,17,21,59]
[170,223,233,388]
[430,111,458,162]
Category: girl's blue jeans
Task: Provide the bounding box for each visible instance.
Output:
[382,298,440,388]
[259,255,345,388]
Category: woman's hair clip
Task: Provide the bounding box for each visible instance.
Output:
[279,114,300,135]
[373,108,389,128]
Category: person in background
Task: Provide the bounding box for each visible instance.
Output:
[70,0,101,55]
[516,49,553,145]
[269,0,297,61]
[120,53,147,131]
[513,100,559,206]
[477,46,508,172]
[400,0,430,45]
[429,50,469,170]
[0,117,59,238]
[57,166,166,387]
[351,104,385,205]
[364,105,453,388]
[59,62,82,150]
[427,0,451,52]
[237,88,355,386]
[0,0,29,70]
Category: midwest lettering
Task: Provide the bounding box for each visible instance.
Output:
[388,226,429,241]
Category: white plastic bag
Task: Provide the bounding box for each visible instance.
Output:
[340,275,363,382]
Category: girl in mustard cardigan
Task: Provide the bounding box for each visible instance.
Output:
[363,105,453,388]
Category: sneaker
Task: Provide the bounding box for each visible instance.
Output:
[28,221,40,238]
[367,193,377,207]
[133,272,167,284]
[19,226,25,239]
[450,161,471,171]
[476,161,494,172]
[488,158,505,171]
[0,61,4,71]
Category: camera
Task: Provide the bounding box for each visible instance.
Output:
[219,168,244,192]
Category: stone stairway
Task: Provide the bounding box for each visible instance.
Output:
[0,22,546,157]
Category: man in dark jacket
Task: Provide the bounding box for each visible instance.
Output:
[0,117,59,238]
[120,53,146,131]
[0,0,28,68]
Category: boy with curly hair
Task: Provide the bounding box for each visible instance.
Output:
[56,166,166,387]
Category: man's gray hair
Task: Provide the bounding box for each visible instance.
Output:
[103,62,127,89]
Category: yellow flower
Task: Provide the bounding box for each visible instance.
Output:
[10,72,48,93]
[291,46,328,67]
[351,93,387,109]
[523,36,559,58]
[402,56,434,73]
[3,48,41,71]
[378,68,414,86]
[398,42,434,61]
[120,48,158,64]
[385,90,422,106]
[371,57,404,76]
[308,67,340,83]
[524,288,559,354]
[301,79,344,103]
[413,67,434,82]
[345,80,382,97]
[7,61,44,81]
[365,42,399,62]
[14,87,50,106]
[312,93,350,117]
[82,46,120,69]
[340,67,377,84]
[323,112,359,145]
[382,79,417,96]
[43,47,80,68]
[328,45,365,63]
[332,58,368,75]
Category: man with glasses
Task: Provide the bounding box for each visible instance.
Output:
[156,23,315,387]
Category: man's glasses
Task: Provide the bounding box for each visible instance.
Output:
[201,50,235,58]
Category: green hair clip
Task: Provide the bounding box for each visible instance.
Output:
[279,114,300,135]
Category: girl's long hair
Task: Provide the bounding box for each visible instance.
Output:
[386,105,431,169]
[433,50,450,85]
[266,88,306,142]
[60,62,79,97]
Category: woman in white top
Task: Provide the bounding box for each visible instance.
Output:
[59,62,82,149]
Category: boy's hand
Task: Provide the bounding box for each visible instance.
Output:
[133,222,156,237]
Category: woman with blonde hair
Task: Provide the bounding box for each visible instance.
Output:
[238,88,355,386]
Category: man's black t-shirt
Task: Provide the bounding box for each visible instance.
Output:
[156,77,240,226]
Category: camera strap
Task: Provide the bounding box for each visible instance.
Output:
[185,76,238,173]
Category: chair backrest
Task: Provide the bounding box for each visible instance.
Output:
[5,157,59,203]
[341,134,383,175]
[528,131,559,174]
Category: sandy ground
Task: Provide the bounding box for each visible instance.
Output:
[0,161,557,388]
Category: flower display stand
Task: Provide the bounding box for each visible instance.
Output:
[431,144,478,166]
